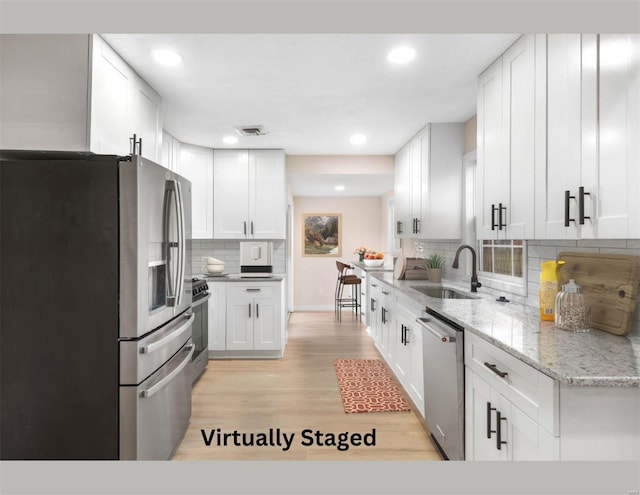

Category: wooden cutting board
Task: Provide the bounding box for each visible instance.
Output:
[557,252,640,336]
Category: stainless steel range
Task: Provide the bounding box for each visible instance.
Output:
[190,278,210,384]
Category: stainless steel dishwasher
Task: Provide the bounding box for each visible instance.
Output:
[416,308,465,460]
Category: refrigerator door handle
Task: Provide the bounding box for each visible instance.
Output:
[175,179,186,307]
[140,312,194,354]
[140,344,195,398]
[164,180,180,306]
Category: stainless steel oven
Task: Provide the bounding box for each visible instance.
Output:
[191,278,210,384]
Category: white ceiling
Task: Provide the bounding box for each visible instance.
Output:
[101,33,520,196]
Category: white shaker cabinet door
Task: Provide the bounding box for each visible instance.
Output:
[178,144,214,239]
[252,298,279,350]
[90,36,131,156]
[226,296,254,350]
[582,34,640,239]
[476,57,505,240]
[502,34,535,239]
[393,143,411,238]
[213,150,250,239]
[249,150,286,239]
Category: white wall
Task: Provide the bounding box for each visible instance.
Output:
[293,196,384,310]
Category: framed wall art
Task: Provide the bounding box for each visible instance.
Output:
[302,213,342,257]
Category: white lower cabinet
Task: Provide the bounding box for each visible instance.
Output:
[366,281,425,418]
[210,280,286,359]
[465,331,640,461]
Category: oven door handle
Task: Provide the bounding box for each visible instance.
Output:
[140,312,194,354]
[140,343,195,398]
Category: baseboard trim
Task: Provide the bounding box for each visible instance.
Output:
[292,305,334,312]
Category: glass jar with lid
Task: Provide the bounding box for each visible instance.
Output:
[554,279,590,332]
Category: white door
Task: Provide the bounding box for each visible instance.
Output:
[535,34,583,239]
[252,298,279,350]
[476,57,505,240]
[502,34,535,239]
[249,150,286,239]
[226,296,254,350]
[178,144,213,239]
[394,144,411,237]
[213,150,250,239]
[583,34,640,239]
[465,368,504,460]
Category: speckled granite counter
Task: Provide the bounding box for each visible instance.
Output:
[197,274,285,282]
[350,260,394,273]
[371,272,640,387]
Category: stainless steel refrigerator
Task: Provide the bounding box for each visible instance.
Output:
[0,150,193,460]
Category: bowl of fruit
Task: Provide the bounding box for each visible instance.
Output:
[363,251,385,267]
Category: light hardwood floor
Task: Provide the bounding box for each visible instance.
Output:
[173,311,442,460]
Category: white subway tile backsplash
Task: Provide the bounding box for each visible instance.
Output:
[191,239,286,276]
[577,239,627,248]
[527,245,557,259]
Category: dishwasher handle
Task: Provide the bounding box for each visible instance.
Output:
[416,317,456,343]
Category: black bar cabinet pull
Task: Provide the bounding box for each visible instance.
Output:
[244,221,247,235]
[397,221,403,234]
[381,307,386,324]
[484,361,508,378]
[248,303,252,318]
[486,402,497,439]
[370,298,376,312]
[579,186,591,225]
[404,326,409,346]
[251,221,254,235]
[491,204,497,230]
[415,218,420,234]
[498,203,506,230]
[256,303,259,319]
[129,134,142,155]
[564,190,576,227]
[496,411,507,450]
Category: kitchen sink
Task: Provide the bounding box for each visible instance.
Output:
[410,286,477,299]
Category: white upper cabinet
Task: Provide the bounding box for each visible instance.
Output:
[213,149,286,240]
[584,34,640,239]
[476,34,535,240]
[393,142,412,237]
[535,34,640,239]
[0,35,162,161]
[394,123,463,240]
[160,130,181,172]
[177,144,214,239]
[91,35,162,161]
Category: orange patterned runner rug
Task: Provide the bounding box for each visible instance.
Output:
[334,359,411,414]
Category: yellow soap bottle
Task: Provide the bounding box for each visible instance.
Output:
[539,260,565,321]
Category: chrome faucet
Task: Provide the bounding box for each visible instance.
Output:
[452,244,482,293]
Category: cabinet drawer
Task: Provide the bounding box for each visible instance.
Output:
[228,284,276,298]
[465,332,558,435]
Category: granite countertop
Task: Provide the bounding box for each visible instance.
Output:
[197,274,286,282]
[370,272,640,388]
[350,260,395,273]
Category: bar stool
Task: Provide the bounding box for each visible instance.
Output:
[335,261,362,322]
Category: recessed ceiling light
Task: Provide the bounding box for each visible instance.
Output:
[152,49,183,67]
[350,134,367,145]
[387,46,416,64]
[223,136,239,145]
[335,185,345,191]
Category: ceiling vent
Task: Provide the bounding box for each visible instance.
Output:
[235,125,268,137]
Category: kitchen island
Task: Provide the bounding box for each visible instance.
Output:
[368,271,640,461]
